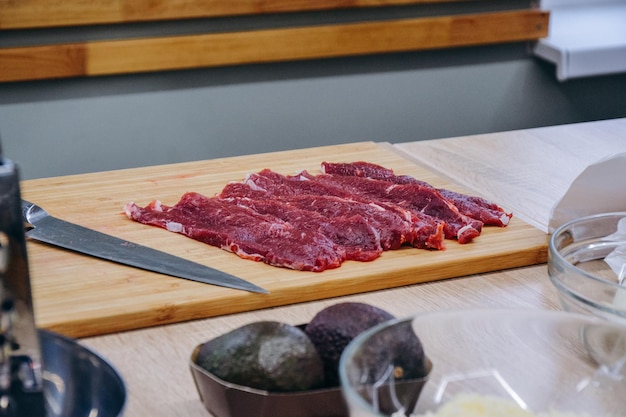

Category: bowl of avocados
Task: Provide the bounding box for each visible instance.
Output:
[189,302,430,417]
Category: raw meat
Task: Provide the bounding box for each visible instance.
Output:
[125,161,513,272]
[222,193,383,262]
[302,170,482,244]
[124,192,343,272]
[243,169,446,250]
[436,189,512,227]
[322,161,512,227]
[220,182,414,251]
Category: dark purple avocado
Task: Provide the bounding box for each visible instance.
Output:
[304,302,395,386]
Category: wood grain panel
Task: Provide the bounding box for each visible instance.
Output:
[21,142,547,338]
[0,0,479,29]
[0,44,86,82]
[0,10,549,82]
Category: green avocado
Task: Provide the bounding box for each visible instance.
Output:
[304,302,396,386]
[193,321,325,392]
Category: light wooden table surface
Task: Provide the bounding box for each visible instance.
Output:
[73,118,625,417]
[395,118,626,233]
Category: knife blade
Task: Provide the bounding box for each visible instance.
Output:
[21,200,269,294]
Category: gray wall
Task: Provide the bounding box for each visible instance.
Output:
[1,42,626,180]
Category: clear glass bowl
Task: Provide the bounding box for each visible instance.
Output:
[339,309,626,417]
[548,212,626,323]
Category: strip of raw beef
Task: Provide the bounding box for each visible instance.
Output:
[322,161,512,227]
[220,182,412,251]
[433,189,512,227]
[243,170,445,250]
[124,192,343,272]
[221,193,383,262]
[302,170,482,244]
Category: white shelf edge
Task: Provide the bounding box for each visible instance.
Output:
[533,1,626,81]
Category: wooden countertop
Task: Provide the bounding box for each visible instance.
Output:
[31,118,626,417]
[395,118,626,233]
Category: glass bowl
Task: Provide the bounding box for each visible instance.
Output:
[339,309,626,417]
[548,212,626,323]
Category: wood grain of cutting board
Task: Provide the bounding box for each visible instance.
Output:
[21,142,548,338]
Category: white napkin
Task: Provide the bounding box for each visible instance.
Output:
[549,152,626,233]
[605,219,626,286]
[609,250,626,309]
[548,152,626,308]
[604,218,626,309]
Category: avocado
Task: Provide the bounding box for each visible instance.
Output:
[193,321,325,392]
[346,320,430,415]
[352,319,430,382]
[304,302,395,386]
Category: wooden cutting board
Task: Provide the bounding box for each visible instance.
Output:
[21,142,547,338]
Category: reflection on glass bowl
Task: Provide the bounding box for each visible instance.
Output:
[339,309,626,417]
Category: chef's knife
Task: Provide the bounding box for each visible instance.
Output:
[21,200,269,294]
